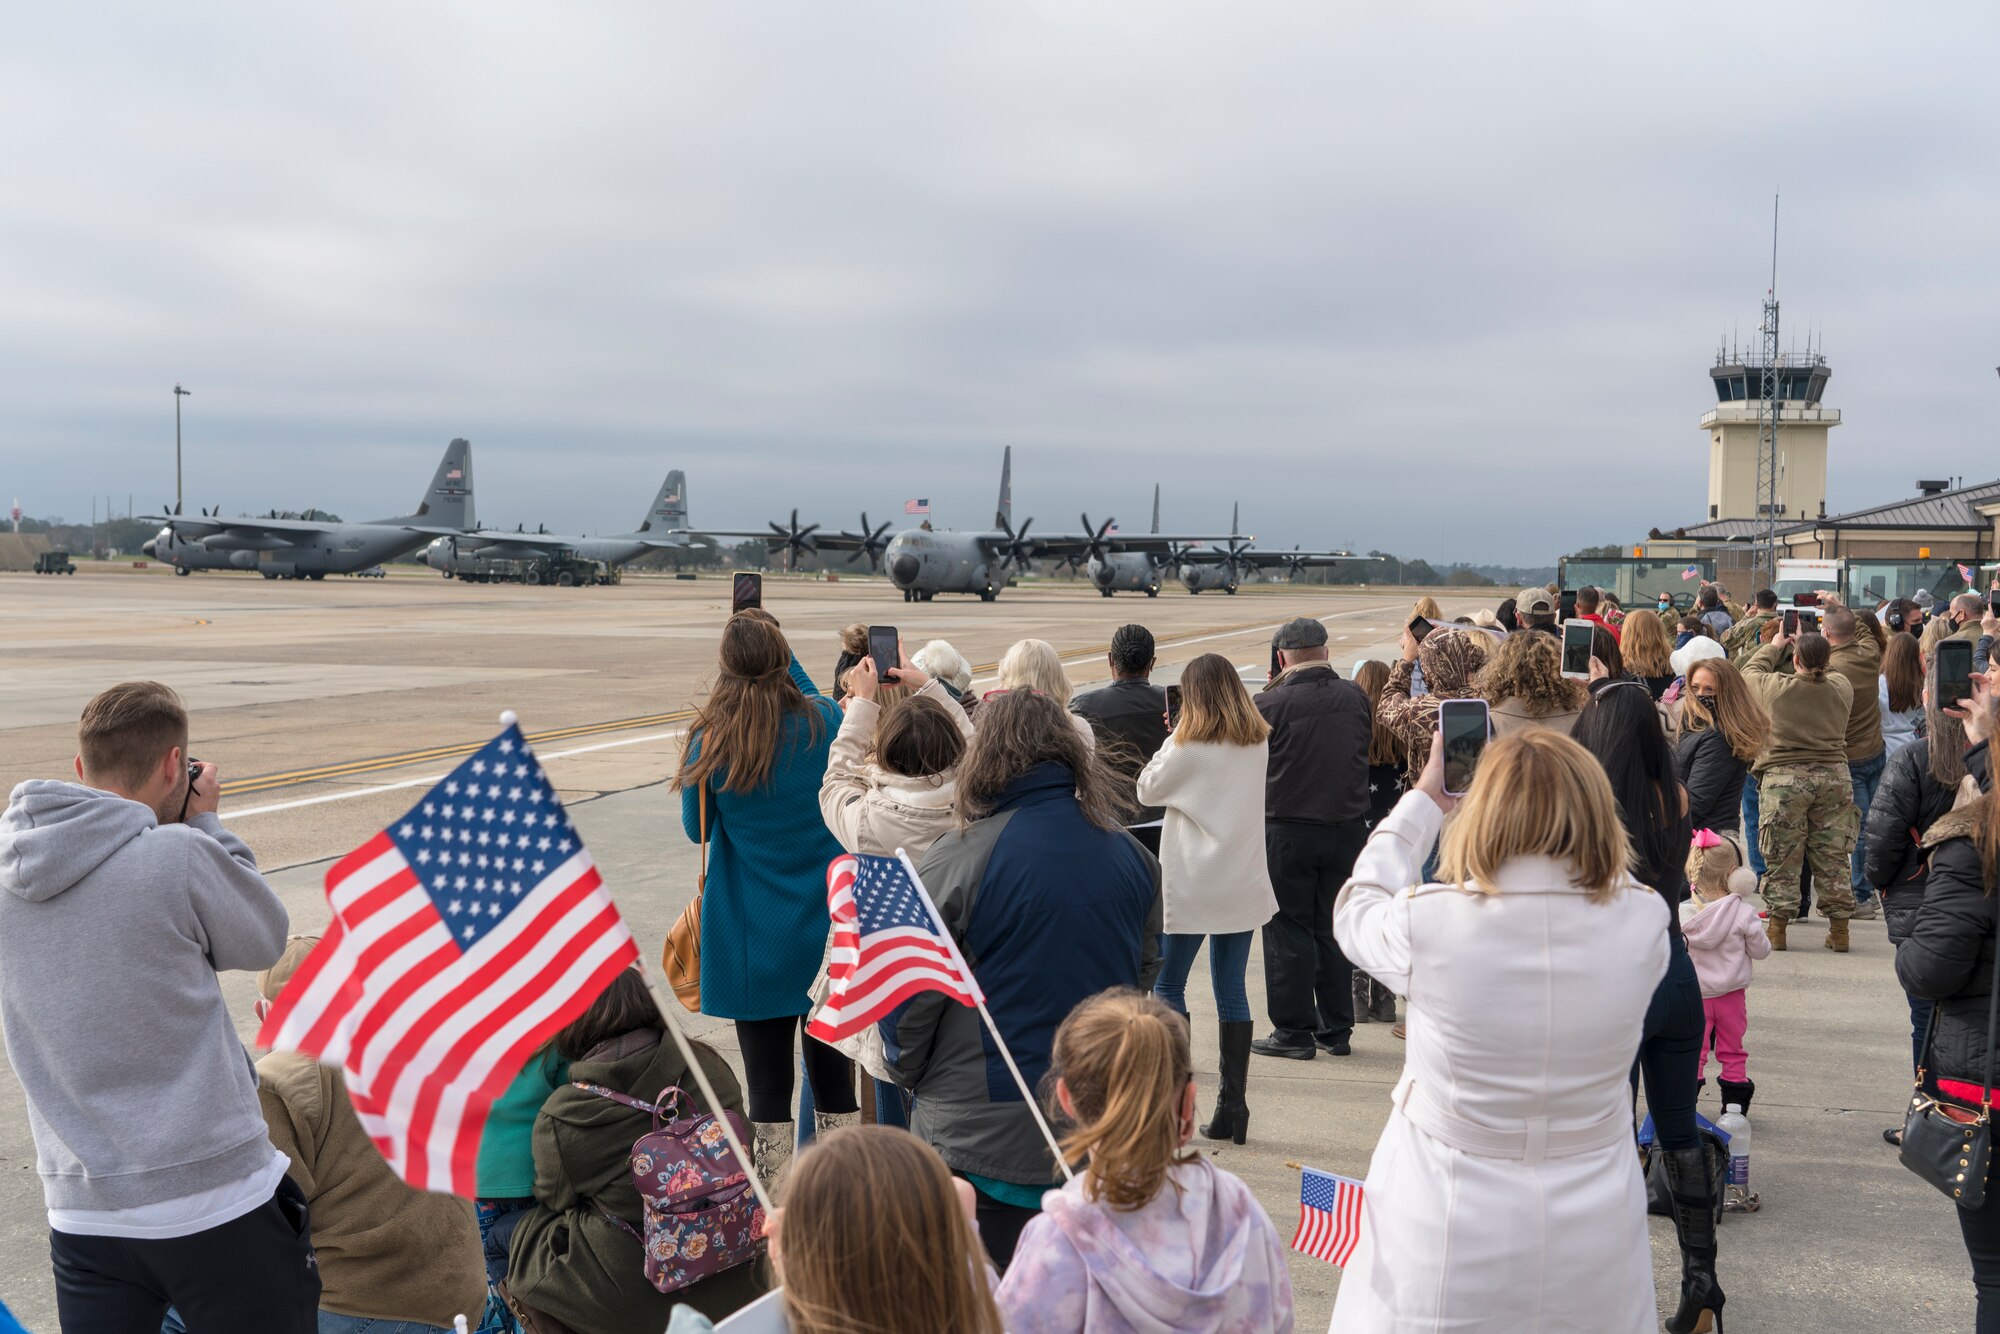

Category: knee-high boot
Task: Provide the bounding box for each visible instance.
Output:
[1201,1021,1252,1145]
[1662,1145,1726,1333]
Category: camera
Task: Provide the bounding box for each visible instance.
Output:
[178,758,205,823]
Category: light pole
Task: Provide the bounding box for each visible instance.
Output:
[173,384,191,514]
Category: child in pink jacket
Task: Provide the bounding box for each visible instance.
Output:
[1680,831,1771,1112]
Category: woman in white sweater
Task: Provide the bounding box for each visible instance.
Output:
[1135,652,1277,1146]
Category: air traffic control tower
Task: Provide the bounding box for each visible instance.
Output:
[1701,346,1841,523]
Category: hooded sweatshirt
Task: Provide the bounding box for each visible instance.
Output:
[1678,868,1772,997]
[997,1157,1295,1334]
[0,781,289,1213]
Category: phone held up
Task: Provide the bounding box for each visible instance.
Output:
[731,571,763,615]
[1165,684,1183,730]
[1437,699,1490,798]
[867,626,900,687]
[1782,609,1799,637]
[1936,638,1974,712]
[1560,620,1594,681]
[1558,588,1579,622]
[1408,615,1435,644]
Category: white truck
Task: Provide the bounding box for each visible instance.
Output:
[1773,558,1843,604]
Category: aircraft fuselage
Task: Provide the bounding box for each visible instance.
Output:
[883,530,1005,601]
[145,524,426,578]
[1179,563,1240,594]
[1087,553,1161,597]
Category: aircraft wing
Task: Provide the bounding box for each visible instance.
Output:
[1103,533,1239,556]
[690,527,868,551]
[144,514,333,541]
[1236,549,1382,570]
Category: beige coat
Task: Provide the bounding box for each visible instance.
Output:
[818,680,975,860]
[1486,695,1582,739]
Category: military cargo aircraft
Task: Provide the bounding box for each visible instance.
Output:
[424,471,695,579]
[143,439,472,579]
[1175,503,1378,593]
[1085,485,1179,597]
[717,449,1233,602]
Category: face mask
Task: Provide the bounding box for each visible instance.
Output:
[1693,692,1717,708]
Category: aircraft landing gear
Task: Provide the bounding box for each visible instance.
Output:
[1224,585,1237,595]
[921,590,935,602]
[1099,588,1114,598]
[902,588,915,603]
[309,572,325,581]
[980,586,997,603]
[1146,587,1159,598]
[174,567,191,577]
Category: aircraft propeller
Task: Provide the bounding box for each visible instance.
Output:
[766,509,821,572]
[1078,514,1118,566]
[838,513,894,572]
[994,516,1037,571]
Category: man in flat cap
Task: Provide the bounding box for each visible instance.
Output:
[1250,617,1373,1060]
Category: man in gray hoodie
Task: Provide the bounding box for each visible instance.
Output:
[0,681,316,1331]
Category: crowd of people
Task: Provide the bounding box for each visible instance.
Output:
[2,578,1997,1333]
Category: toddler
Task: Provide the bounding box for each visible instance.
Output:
[1681,831,1771,1112]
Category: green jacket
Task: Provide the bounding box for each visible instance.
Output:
[508,1032,766,1334]
[476,1050,571,1199]
[1744,644,1854,774]
[1827,635,1884,762]
[1724,610,1776,662]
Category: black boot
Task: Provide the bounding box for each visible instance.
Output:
[1662,1145,1726,1333]
[1202,1021,1252,1145]
[1368,978,1398,1025]
[1352,972,1375,1024]
[1717,1078,1754,1117]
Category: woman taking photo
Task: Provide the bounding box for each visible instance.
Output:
[818,657,973,859]
[1622,608,1678,699]
[1476,630,1585,737]
[1895,689,1998,1330]
[885,689,1161,1267]
[1134,652,1277,1144]
[1574,683,1718,1333]
[1331,729,1669,1333]
[677,613,857,1200]
[1676,656,1770,854]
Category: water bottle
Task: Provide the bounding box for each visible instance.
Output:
[1717,1103,1755,1212]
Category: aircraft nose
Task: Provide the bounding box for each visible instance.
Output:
[1092,564,1114,585]
[890,555,920,585]
[141,538,156,557]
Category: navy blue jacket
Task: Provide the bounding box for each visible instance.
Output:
[884,763,1162,1185]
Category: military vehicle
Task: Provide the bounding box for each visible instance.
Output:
[422,471,692,580]
[34,550,76,575]
[142,439,472,579]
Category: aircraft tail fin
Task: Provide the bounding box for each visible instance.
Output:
[995,446,1013,530]
[382,438,474,529]
[638,470,689,533]
[1151,483,1160,534]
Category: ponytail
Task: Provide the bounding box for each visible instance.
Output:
[1049,989,1194,1211]
[1792,632,1832,682]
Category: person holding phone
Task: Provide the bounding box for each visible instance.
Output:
[1743,629,1861,951]
[1328,728,1669,1334]
[1136,653,1278,1142]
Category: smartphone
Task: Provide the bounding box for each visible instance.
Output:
[1558,589,1579,622]
[1165,684,1183,729]
[1793,592,1819,607]
[1408,615,1434,643]
[867,625,900,687]
[1782,609,1799,636]
[1937,638,1975,711]
[1797,608,1820,634]
[731,571,762,614]
[1560,620,1594,680]
[1989,591,1999,616]
[1437,699,1490,797]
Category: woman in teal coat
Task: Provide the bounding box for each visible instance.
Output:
[677,611,856,1199]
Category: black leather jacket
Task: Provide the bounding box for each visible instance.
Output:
[1896,740,1995,1084]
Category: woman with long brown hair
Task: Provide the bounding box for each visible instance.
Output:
[883,689,1161,1267]
[1675,656,1771,849]
[1134,653,1275,1143]
[1879,628,1925,757]
[997,990,1294,1333]
[1621,608,1677,699]
[675,612,856,1199]
[1351,661,1405,1029]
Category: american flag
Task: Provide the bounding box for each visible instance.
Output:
[806,854,980,1043]
[1292,1167,1365,1267]
[905,498,930,515]
[446,468,463,480]
[258,723,638,1195]
[1961,563,1978,585]
[1681,564,1701,581]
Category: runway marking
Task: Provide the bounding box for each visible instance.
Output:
[216,603,1406,799]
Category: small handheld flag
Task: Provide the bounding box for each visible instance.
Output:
[1961,563,1978,585]
[1681,565,1701,581]
[807,853,982,1042]
[1293,1167,1365,1267]
[259,720,639,1196]
[905,498,930,515]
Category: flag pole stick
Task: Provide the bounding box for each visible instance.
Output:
[896,850,1075,1183]
[636,961,778,1217]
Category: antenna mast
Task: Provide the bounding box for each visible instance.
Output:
[1754,195,1781,587]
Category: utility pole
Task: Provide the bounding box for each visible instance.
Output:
[173,384,191,514]
[1753,196,1781,588]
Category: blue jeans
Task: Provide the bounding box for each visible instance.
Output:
[1850,750,1886,898]
[1153,931,1254,1023]
[1743,774,1766,877]
[320,1316,457,1334]
[1910,993,1937,1076]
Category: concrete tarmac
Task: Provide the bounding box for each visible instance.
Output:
[0,569,1975,1329]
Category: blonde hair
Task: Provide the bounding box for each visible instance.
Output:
[1620,609,1673,677]
[1687,838,1743,899]
[1411,596,1444,622]
[911,639,973,695]
[779,1126,1005,1334]
[1175,653,1270,747]
[998,638,1073,704]
[1438,729,1635,903]
[1477,631,1585,715]
[1050,989,1194,1211]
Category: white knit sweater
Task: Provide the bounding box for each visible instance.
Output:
[1134,735,1278,935]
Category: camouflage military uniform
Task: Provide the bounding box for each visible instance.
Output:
[1758,761,1859,921]
[1724,610,1776,662]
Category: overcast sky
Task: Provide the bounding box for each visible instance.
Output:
[5,3,1997,564]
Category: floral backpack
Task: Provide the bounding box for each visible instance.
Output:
[572,1081,766,1293]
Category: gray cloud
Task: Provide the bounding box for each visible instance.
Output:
[4,2,1997,562]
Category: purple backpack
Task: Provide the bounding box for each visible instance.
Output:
[572,1082,767,1293]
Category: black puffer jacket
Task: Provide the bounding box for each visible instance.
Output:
[1674,725,1747,835]
[1865,739,1962,943]
[1896,806,1998,1086]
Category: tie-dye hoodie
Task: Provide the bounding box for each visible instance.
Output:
[997,1157,1295,1334]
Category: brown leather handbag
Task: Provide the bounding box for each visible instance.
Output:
[662,784,706,1012]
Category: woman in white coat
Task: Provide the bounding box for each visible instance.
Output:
[1330,727,1670,1334]
[1136,652,1278,1146]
